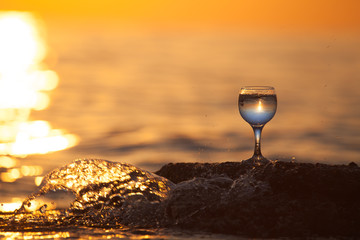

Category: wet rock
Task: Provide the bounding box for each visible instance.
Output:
[113,195,165,228]
[157,161,360,238]
[349,161,358,168]
[166,177,232,224]
[155,161,252,183]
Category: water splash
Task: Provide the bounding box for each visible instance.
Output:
[19,159,174,215]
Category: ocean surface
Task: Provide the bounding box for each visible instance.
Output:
[1,22,360,238]
[42,29,360,166]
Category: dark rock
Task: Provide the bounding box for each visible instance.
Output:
[166,177,232,223]
[349,162,358,168]
[155,161,253,183]
[156,161,360,238]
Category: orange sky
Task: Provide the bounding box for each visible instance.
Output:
[2,0,360,32]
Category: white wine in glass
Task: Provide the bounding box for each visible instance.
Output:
[238,86,277,164]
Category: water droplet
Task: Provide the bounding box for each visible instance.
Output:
[39,204,47,213]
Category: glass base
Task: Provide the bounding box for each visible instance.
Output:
[242,155,270,166]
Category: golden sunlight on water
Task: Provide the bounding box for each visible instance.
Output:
[0,198,22,212]
[0,12,78,160]
[1,231,72,239]
[0,12,78,189]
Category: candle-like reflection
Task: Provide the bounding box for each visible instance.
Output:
[257,100,263,112]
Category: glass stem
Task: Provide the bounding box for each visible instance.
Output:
[252,126,263,160]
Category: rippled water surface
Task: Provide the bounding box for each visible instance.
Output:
[40,31,360,165]
[0,217,241,240]
[1,21,360,238]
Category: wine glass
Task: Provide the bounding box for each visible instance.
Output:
[238,86,277,164]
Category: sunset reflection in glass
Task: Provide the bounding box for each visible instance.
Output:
[238,86,277,164]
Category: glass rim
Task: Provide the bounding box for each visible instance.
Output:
[240,86,275,90]
[239,86,276,95]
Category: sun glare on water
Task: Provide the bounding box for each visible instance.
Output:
[0,12,78,184]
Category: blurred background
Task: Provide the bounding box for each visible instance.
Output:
[0,0,359,210]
